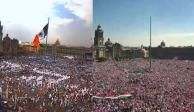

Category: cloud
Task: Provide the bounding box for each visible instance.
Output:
[56,0,92,26]
[3,24,32,42]
[0,0,92,47]
[53,3,79,19]
[55,20,92,47]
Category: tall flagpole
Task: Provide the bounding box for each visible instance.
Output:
[149,16,152,72]
[46,17,49,55]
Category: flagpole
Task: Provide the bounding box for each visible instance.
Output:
[46,17,49,55]
[149,16,152,72]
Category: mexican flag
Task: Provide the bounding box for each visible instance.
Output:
[92,94,132,101]
[39,44,46,48]
[38,23,49,40]
[33,35,40,47]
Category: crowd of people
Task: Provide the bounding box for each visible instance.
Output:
[92,59,194,112]
[0,55,93,111]
[0,55,194,112]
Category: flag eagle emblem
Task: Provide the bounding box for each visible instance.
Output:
[38,23,48,40]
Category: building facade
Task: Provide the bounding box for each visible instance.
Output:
[93,24,146,61]
[20,42,39,54]
[2,34,19,55]
[93,25,106,60]
[105,38,113,59]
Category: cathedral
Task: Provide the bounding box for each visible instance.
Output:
[93,25,123,61]
[93,24,146,61]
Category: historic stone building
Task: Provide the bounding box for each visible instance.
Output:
[93,24,146,61]
[93,25,124,61]
[93,25,106,59]
[2,34,19,55]
[11,38,19,55]
[38,45,92,60]
[20,42,38,54]
[3,34,11,54]
[105,38,113,59]
[0,21,20,55]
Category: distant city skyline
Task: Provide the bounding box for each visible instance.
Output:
[93,0,194,47]
[0,0,92,47]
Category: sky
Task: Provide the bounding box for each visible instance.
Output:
[94,0,194,47]
[0,0,92,47]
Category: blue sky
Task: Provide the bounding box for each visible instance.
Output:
[0,0,92,47]
[54,3,78,20]
[93,0,194,47]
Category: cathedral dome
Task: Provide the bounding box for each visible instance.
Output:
[105,38,113,47]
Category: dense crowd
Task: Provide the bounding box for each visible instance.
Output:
[92,59,194,112]
[0,55,93,111]
[0,55,194,112]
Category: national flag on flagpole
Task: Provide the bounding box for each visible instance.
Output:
[38,23,48,40]
[33,35,40,47]
[32,19,49,49]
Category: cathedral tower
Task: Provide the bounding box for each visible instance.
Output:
[93,25,105,60]
[94,25,104,46]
